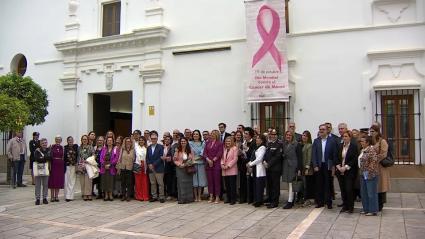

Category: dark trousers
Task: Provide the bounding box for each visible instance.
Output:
[247,175,255,203]
[255,176,266,203]
[266,171,281,205]
[120,170,133,198]
[11,156,25,186]
[239,170,247,202]
[337,174,355,211]
[315,163,332,207]
[378,192,386,211]
[224,175,237,203]
[165,166,177,198]
[330,176,335,200]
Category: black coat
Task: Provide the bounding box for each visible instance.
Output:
[336,142,359,177]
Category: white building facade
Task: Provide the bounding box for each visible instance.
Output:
[0,0,424,165]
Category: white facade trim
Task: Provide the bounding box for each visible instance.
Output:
[34,59,64,65]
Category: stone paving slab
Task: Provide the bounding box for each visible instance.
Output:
[1,183,425,239]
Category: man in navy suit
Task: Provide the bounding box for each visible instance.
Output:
[146,131,165,203]
[312,124,338,209]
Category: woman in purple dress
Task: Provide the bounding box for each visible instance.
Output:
[48,135,65,202]
[203,130,223,204]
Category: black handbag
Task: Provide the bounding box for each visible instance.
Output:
[292,176,304,193]
[379,141,394,168]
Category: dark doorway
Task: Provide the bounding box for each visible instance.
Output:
[92,92,132,138]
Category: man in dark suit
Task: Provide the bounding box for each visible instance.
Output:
[312,124,338,209]
[325,122,339,200]
[264,129,283,208]
[218,123,231,142]
[146,131,165,203]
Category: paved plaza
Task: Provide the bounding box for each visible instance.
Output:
[0,176,425,239]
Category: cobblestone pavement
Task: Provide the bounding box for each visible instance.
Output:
[1,176,425,239]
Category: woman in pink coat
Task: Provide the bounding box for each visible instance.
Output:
[221,136,238,205]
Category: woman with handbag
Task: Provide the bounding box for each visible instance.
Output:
[174,137,195,204]
[64,136,78,202]
[100,136,119,201]
[189,130,207,202]
[118,137,134,201]
[34,138,51,205]
[77,135,95,201]
[221,136,238,205]
[48,135,65,202]
[134,136,149,201]
[370,125,390,211]
[359,135,379,216]
[281,131,302,209]
[336,131,359,213]
[93,136,105,199]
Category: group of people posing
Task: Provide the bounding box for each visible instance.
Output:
[7,122,391,216]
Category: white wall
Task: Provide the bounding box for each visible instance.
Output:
[0,0,424,151]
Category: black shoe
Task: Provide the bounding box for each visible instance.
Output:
[104,198,108,201]
[337,203,344,207]
[224,200,230,204]
[267,203,278,209]
[149,198,158,202]
[159,199,165,203]
[43,199,48,204]
[13,185,16,189]
[35,199,40,205]
[230,202,236,205]
[253,202,262,207]
[65,199,72,202]
[17,184,27,187]
[55,198,60,202]
[327,204,333,209]
[346,210,353,214]
[315,204,324,208]
[239,201,246,204]
[283,202,293,209]
[109,198,114,201]
[340,208,347,213]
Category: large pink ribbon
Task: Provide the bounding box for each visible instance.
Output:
[252,5,283,71]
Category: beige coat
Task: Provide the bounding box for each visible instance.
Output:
[374,139,391,193]
[7,137,27,161]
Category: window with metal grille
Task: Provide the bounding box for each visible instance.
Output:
[102,1,121,37]
[251,101,291,137]
[375,89,422,164]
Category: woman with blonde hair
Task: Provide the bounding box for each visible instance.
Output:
[221,136,238,205]
[78,135,95,201]
[203,130,223,203]
[118,137,134,201]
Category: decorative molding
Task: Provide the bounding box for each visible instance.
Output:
[367,48,425,60]
[145,7,163,17]
[55,26,169,54]
[59,73,80,90]
[376,4,410,23]
[373,79,421,90]
[372,0,413,24]
[34,59,63,65]
[288,21,424,37]
[140,64,164,84]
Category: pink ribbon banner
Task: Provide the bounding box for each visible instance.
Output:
[245,0,289,103]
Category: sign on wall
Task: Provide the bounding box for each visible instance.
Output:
[245,0,289,102]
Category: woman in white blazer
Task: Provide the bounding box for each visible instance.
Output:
[248,134,267,207]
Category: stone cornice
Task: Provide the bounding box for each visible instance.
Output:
[367,48,425,60]
[54,26,169,54]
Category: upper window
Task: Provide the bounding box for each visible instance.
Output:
[102,1,121,37]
